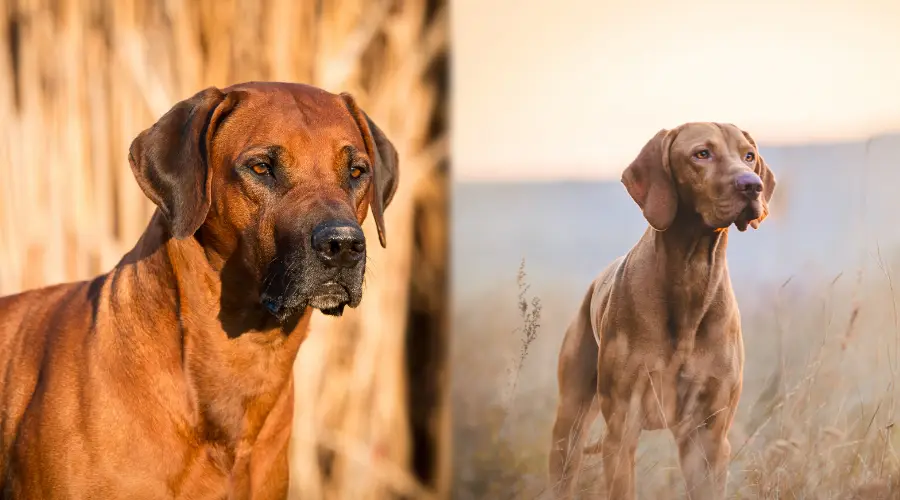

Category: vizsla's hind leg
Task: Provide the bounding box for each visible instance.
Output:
[549,386,599,499]
[549,286,600,499]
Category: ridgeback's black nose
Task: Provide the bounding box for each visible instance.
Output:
[734,171,763,200]
[311,221,366,268]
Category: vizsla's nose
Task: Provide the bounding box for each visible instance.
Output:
[311,221,366,268]
[734,172,763,200]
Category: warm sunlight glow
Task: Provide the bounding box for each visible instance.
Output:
[452,0,900,181]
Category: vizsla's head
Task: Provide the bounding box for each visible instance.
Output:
[621,122,776,232]
[128,82,398,324]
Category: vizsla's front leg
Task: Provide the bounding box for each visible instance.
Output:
[600,398,642,500]
[675,382,740,500]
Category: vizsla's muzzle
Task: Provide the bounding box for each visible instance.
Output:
[734,171,763,201]
[260,218,367,321]
[732,170,765,231]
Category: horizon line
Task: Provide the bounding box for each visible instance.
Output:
[453,129,900,183]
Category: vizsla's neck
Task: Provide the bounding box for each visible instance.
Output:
[117,215,307,451]
[649,211,730,284]
[642,211,732,350]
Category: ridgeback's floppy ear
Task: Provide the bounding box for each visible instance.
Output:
[340,92,400,248]
[621,128,678,231]
[128,87,240,239]
[741,129,777,229]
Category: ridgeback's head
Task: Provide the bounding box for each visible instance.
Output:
[128,82,398,323]
[621,122,776,232]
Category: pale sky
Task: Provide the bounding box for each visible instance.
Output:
[451,0,900,181]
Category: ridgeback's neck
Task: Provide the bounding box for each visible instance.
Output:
[114,214,306,450]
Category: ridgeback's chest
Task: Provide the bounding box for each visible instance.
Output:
[7,414,236,499]
[5,369,269,499]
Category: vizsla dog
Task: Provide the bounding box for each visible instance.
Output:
[0,82,397,499]
[549,123,776,499]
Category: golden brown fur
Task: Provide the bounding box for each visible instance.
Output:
[549,123,776,500]
[0,82,398,499]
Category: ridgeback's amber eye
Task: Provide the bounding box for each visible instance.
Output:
[694,149,711,160]
[250,163,271,176]
[744,151,756,163]
[349,166,366,179]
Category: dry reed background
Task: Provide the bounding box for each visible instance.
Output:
[0,0,449,498]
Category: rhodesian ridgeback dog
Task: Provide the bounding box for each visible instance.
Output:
[549,123,776,499]
[0,82,398,499]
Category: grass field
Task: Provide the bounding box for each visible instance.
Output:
[453,256,900,499]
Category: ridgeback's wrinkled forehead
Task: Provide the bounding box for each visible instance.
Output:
[213,82,371,172]
[669,122,753,157]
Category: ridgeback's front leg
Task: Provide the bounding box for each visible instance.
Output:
[247,377,295,500]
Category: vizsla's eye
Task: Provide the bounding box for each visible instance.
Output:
[744,151,756,163]
[250,163,272,176]
[694,149,711,160]
[349,165,367,179]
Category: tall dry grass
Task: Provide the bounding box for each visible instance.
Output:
[454,259,900,500]
[0,0,449,498]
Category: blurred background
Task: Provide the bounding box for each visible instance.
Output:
[0,0,448,498]
[451,0,900,498]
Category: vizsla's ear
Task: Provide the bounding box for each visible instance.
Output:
[340,93,400,248]
[621,128,679,231]
[128,87,242,239]
[740,130,777,229]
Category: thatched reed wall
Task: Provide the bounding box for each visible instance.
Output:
[0,0,450,498]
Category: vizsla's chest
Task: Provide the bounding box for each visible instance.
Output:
[639,349,742,432]
[593,269,744,432]
[596,332,743,433]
